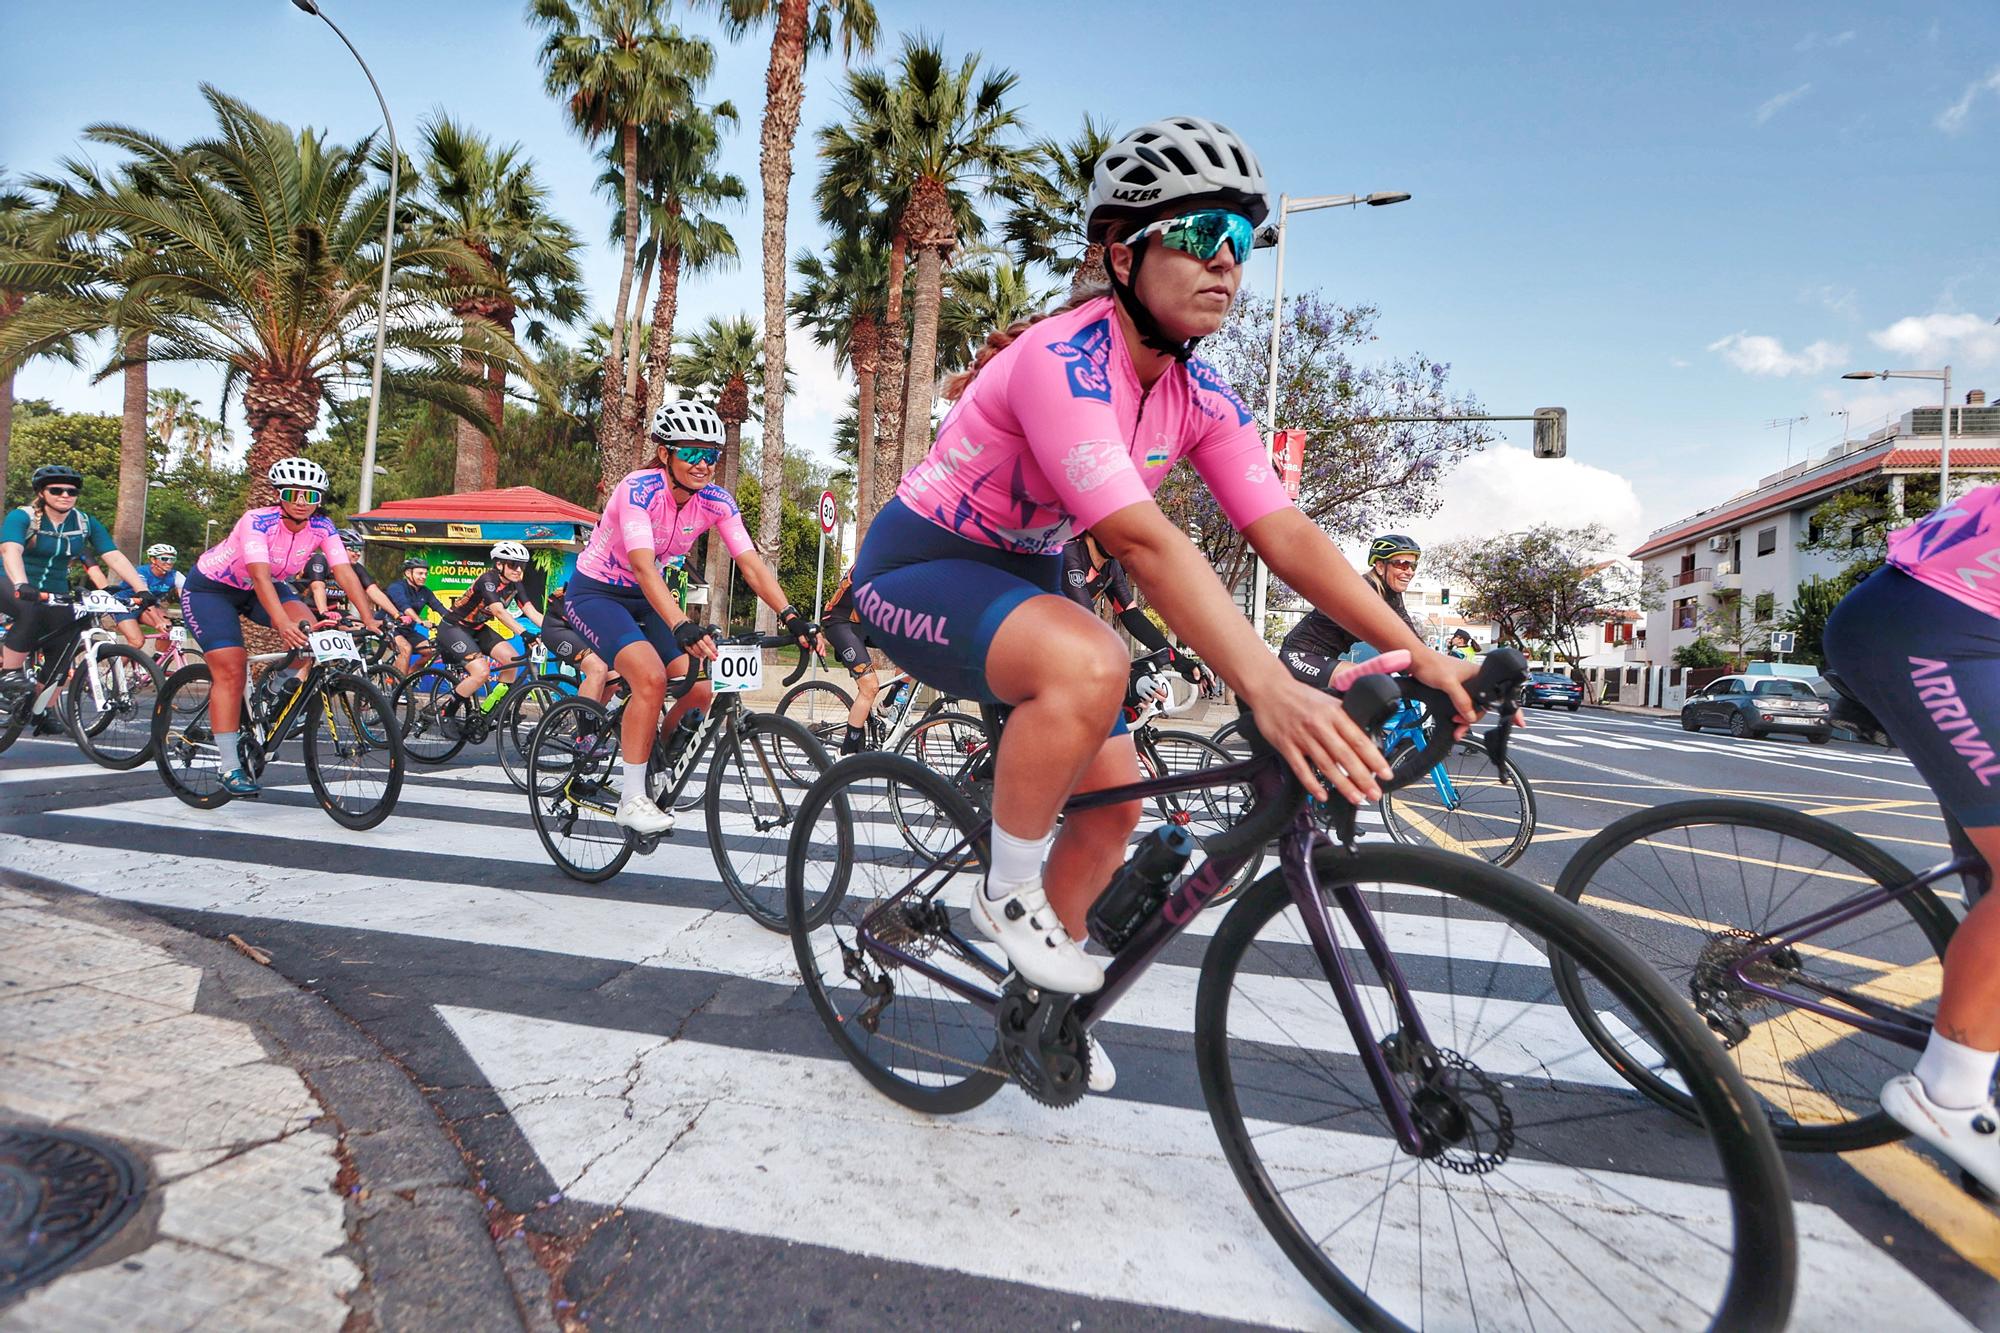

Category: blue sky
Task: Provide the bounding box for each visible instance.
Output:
[5,1,1996,552]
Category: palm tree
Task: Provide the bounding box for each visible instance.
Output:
[937,255,1046,379]
[789,232,886,535]
[530,0,714,484]
[0,172,75,512]
[1005,115,1116,299]
[0,88,506,505]
[712,0,877,629]
[415,114,585,492]
[674,313,763,594]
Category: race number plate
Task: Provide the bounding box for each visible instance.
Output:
[169,626,187,645]
[73,589,127,617]
[309,629,363,664]
[710,644,763,693]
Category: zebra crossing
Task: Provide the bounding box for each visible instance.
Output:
[0,734,1974,1330]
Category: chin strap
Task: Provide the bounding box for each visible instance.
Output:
[1108,239,1201,364]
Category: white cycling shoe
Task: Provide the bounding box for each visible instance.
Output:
[614,791,675,837]
[971,878,1104,995]
[1085,1034,1115,1093]
[1882,1074,2000,1196]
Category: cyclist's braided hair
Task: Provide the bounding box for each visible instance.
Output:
[942,276,1111,402]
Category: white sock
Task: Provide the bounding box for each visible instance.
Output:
[214,731,240,771]
[1914,1029,2000,1110]
[986,824,1050,900]
[622,758,648,798]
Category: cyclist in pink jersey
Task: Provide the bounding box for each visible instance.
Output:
[179,456,380,797]
[565,399,816,837]
[849,117,1480,1089]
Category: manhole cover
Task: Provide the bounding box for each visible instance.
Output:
[0,1126,148,1300]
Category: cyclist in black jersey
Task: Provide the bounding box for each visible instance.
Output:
[1279,533,1423,689]
[436,542,544,712]
[1062,531,1214,691]
[815,567,885,754]
[386,557,449,673]
[541,586,610,703]
[303,529,401,627]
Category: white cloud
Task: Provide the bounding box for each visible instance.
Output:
[1707,331,1850,377]
[1938,66,2000,132]
[1868,312,2000,369]
[1669,357,1692,369]
[1795,30,1855,51]
[1402,445,1645,560]
[1755,83,1813,124]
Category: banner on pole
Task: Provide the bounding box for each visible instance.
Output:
[1276,430,1307,499]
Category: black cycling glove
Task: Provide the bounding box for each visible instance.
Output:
[778,605,814,642]
[674,620,717,651]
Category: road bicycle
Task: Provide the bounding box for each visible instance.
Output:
[777,662,958,756]
[391,632,558,768]
[0,588,162,768]
[781,650,1795,1331]
[152,619,405,829]
[524,631,836,929]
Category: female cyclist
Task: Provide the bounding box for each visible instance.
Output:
[815,566,888,755]
[433,541,544,727]
[564,399,815,836]
[849,116,1477,1087]
[181,456,379,796]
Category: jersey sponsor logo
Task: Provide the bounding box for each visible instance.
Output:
[1067,568,1088,587]
[1244,461,1271,485]
[1052,319,1114,403]
[902,437,987,494]
[1909,656,2000,784]
[852,581,952,646]
[626,471,668,510]
[250,510,284,533]
[1144,440,1171,469]
[696,484,738,513]
[1111,186,1162,203]
[1062,439,1126,494]
[1187,359,1253,426]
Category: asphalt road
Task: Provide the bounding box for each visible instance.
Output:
[3,704,1995,1331]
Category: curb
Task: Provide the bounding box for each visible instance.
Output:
[1,869,536,1332]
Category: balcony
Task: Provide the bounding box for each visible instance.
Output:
[1712,561,1742,592]
[1671,565,1713,595]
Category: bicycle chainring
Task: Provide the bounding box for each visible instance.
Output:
[995,981,1087,1110]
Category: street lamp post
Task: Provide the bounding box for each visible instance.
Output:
[1251,190,1410,642]
[291,0,397,513]
[1842,365,1954,498]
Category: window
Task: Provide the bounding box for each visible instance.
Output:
[1753,591,1775,621]
[1808,516,1825,543]
[1754,680,1816,698]
[1673,598,1696,630]
[1757,527,1777,556]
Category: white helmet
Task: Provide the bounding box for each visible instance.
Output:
[267,455,329,491]
[1085,116,1271,243]
[146,543,177,560]
[490,540,530,564]
[649,399,726,448]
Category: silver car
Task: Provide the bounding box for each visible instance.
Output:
[1681,675,1833,743]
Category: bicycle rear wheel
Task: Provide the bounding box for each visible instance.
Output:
[67,643,161,769]
[1198,842,1795,1332]
[1378,735,1536,867]
[706,712,837,930]
[392,666,468,764]
[527,696,633,882]
[777,679,853,750]
[152,663,248,809]
[786,753,1006,1114]
[1551,798,1954,1151]
[304,673,404,829]
[496,676,568,791]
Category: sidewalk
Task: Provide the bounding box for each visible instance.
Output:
[0,875,538,1331]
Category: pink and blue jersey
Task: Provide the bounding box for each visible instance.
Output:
[893,295,1290,555]
[194,508,348,590]
[1887,484,2000,619]
[576,470,753,588]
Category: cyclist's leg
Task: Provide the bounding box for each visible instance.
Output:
[825,621,876,749]
[433,623,486,697]
[0,585,61,677]
[1043,732,1145,939]
[112,609,147,651]
[563,578,681,831]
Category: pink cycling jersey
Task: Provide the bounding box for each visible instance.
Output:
[1888,483,2000,618]
[576,470,754,588]
[893,295,1290,554]
[195,508,349,590]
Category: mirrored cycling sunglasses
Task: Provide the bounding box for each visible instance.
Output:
[278,486,323,505]
[674,446,721,466]
[1125,209,1256,266]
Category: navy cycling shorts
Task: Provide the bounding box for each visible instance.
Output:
[562,572,687,667]
[1825,566,2000,827]
[179,568,308,652]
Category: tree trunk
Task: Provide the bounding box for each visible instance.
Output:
[113,335,148,552]
[851,316,879,546]
[598,351,632,499]
[705,418,743,600]
[752,0,811,635]
[483,357,506,489]
[599,119,643,474]
[902,245,945,471]
[0,366,12,515]
[1069,245,1108,301]
[624,249,655,400]
[243,371,323,506]
[644,238,684,416]
[454,343,487,493]
[871,232,909,523]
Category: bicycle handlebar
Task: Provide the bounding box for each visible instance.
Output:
[1377,648,1530,788]
[662,627,820,695]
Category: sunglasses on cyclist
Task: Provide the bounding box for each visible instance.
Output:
[40,486,80,498]
[1386,558,1419,572]
[672,446,721,467]
[1124,209,1255,266]
[278,487,324,506]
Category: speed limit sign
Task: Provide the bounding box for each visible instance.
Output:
[818,489,838,535]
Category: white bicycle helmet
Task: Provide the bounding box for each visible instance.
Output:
[649,399,726,448]
[267,455,330,491]
[490,540,530,564]
[145,543,177,560]
[1085,116,1271,244]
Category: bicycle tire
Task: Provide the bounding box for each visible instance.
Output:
[776,679,854,750]
[1378,734,1537,867]
[1141,728,1264,904]
[527,696,633,882]
[1197,842,1795,1332]
[304,672,405,830]
[892,710,991,848]
[1551,797,1955,1151]
[392,665,469,764]
[786,752,1006,1114]
[0,657,53,755]
[496,676,569,792]
[706,712,837,931]
[67,643,161,769]
[152,663,247,809]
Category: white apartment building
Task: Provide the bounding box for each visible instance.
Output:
[1632,392,2000,662]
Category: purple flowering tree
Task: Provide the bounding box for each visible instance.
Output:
[1154,290,1491,601]
[1431,523,1664,667]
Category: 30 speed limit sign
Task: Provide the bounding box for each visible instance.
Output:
[818,489,838,535]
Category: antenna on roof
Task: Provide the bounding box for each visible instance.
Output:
[1764,415,1810,467]
[1830,407,1851,446]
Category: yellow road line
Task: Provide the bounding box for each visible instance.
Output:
[1576,892,1904,974]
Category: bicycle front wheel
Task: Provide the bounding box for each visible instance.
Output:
[1378,735,1537,866]
[392,666,468,764]
[304,673,404,830]
[705,712,837,930]
[1197,842,1795,1332]
[1552,798,1954,1151]
[67,643,162,769]
[527,696,633,882]
[152,663,246,809]
[496,676,568,792]
[776,678,853,750]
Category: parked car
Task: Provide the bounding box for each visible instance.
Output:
[1681,675,1832,743]
[1526,670,1583,711]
